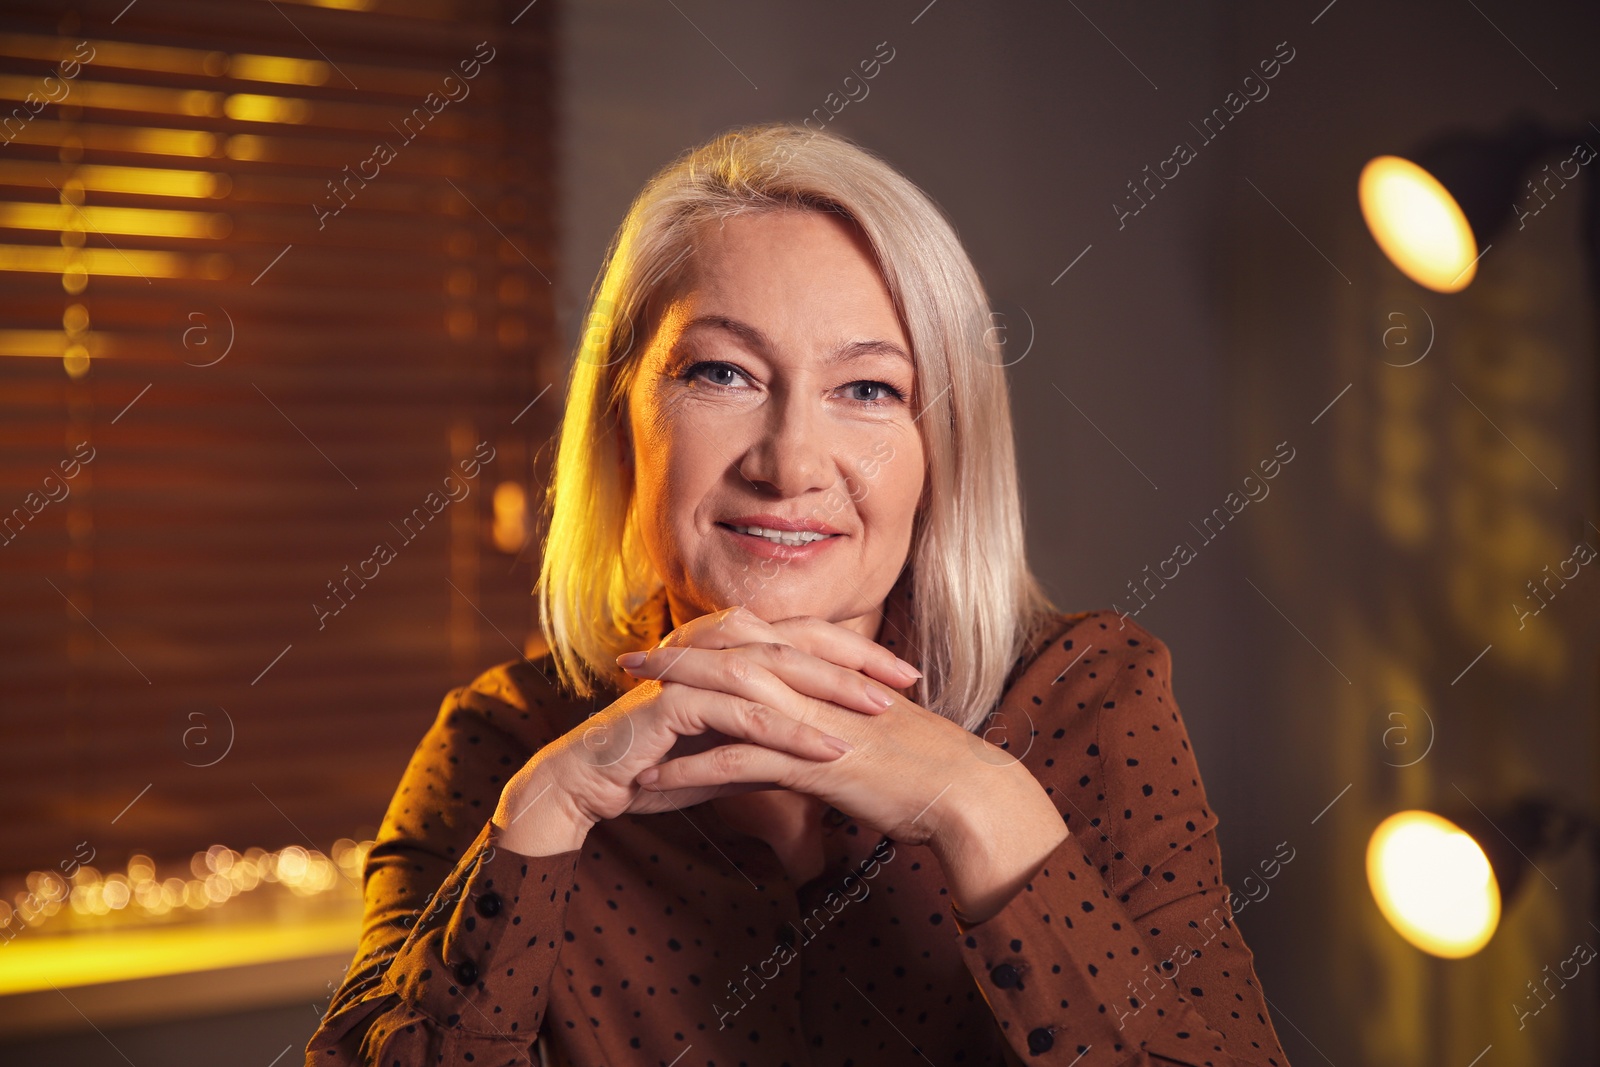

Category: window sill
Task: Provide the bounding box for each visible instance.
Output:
[0,908,360,1039]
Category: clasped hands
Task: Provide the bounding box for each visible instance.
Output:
[611,607,1070,920]
[500,603,1071,922]
[619,603,977,847]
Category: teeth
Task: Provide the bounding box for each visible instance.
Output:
[731,524,833,546]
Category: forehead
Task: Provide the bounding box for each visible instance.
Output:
[656,209,910,350]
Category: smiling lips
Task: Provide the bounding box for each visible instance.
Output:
[713,515,838,550]
[725,523,836,546]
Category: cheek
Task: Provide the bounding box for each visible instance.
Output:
[855,436,924,534]
[646,424,724,527]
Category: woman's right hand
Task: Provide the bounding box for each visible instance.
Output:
[491,605,921,856]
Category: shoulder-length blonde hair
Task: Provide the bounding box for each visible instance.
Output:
[536,121,1056,733]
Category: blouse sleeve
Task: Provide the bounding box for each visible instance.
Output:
[303,687,582,1066]
[949,617,1293,1067]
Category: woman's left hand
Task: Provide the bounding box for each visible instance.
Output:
[617,623,1070,922]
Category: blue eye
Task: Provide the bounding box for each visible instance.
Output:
[844,381,906,406]
[679,361,906,407]
[682,361,748,388]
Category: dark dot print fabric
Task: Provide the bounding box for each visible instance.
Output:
[304,578,1292,1066]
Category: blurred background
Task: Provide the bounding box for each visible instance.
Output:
[1,1,1596,1064]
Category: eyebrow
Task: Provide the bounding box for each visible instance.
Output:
[679,314,913,368]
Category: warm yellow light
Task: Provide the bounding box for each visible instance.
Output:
[492,481,529,554]
[1367,810,1501,958]
[64,343,90,378]
[0,203,230,240]
[0,35,216,77]
[0,76,223,119]
[0,916,359,995]
[229,54,331,87]
[0,119,218,157]
[223,93,310,124]
[0,161,218,198]
[0,244,189,279]
[1359,156,1480,292]
[0,330,74,358]
[224,134,274,162]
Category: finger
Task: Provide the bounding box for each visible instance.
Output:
[663,685,854,764]
[637,743,816,792]
[657,605,920,690]
[768,615,922,689]
[654,603,772,650]
[620,644,893,719]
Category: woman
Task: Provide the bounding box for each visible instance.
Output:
[305,123,1292,1066]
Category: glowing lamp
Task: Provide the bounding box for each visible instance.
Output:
[1358,157,1480,292]
[1366,810,1499,958]
[1367,798,1593,959]
[1358,116,1583,292]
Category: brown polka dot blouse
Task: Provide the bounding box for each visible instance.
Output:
[305,579,1292,1066]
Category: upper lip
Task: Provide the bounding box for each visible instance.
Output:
[721,514,844,535]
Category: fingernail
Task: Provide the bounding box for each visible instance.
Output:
[616,651,647,669]
[896,658,922,679]
[636,766,660,785]
[866,686,895,710]
[824,735,854,754]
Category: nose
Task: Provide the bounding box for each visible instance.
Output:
[735,384,834,497]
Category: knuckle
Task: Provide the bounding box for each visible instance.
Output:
[735,698,769,728]
[715,605,752,631]
[711,744,743,773]
[720,651,752,684]
[657,645,693,671]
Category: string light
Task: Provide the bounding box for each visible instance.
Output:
[2,839,373,937]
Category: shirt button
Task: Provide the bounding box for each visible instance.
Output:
[475,891,502,918]
[1028,1027,1055,1053]
[453,959,479,987]
[990,963,1020,989]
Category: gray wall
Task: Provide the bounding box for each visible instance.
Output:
[557,2,1600,1065]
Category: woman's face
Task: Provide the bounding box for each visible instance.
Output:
[625,209,926,641]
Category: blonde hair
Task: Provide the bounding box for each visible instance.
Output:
[536,122,1057,732]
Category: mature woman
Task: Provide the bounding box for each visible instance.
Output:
[306,123,1291,1067]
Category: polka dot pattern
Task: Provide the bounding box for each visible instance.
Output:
[304,581,1292,1066]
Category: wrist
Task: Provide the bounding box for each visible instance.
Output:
[928,761,1046,855]
[493,766,595,857]
[931,766,1068,925]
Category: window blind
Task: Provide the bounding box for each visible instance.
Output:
[0,0,560,878]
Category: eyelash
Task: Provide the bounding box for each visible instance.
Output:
[677,360,908,407]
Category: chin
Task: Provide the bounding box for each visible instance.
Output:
[711,581,832,622]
